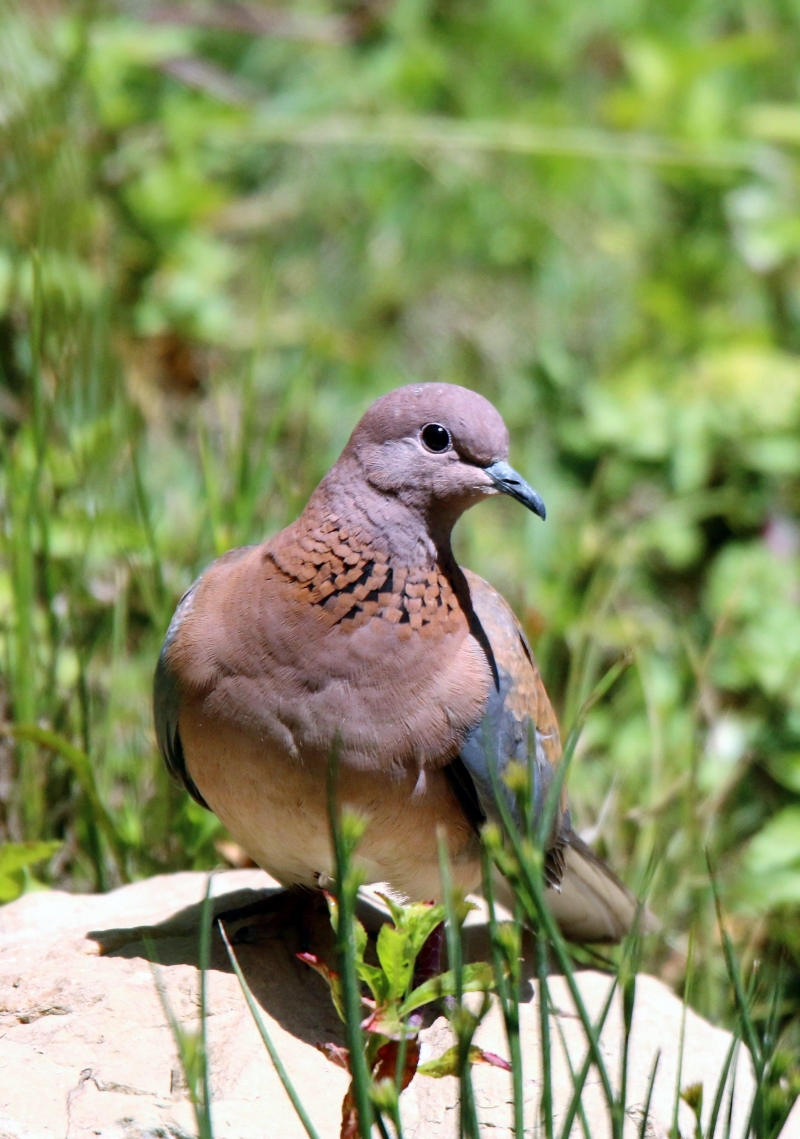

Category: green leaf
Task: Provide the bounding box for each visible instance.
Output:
[0,842,62,903]
[356,961,387,1004]
[746,807,800,875]
[376,923,414,1002]
[373,891,409,928]
[374,893,446,955]
[399,962,495,1018]
[405,906,447,959]
[326,893,368,967]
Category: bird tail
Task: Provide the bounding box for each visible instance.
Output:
[544,832,658,943]
[493,830,657,944]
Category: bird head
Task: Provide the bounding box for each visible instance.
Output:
[342,382,546,527]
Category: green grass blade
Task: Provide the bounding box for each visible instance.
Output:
[484,745,618,1118]
[722,1046,739,1139]
[438,832,481,1139]
[553,1007,593,1139]
[7,723,129,880]
[707,854,762,1077]
[616,969,636,1139]
[481,847,523,1139]
[706,1032,739,1139]
[536,652,632,854]
[198,877,214,1138]
[326,743,373,1139]
[638,1050,660,1139]
[670,929,694,1139]
[219,922,321,1139]
[128,432,168,627]
[617,912,646,1139]
[146,935,213,1139]
[251,113,771,171]
[556,974,619,1139]
[537,933,554,1139]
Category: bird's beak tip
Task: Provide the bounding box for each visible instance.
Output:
[484,460,546,521]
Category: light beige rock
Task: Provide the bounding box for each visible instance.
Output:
[0,871,794,1139]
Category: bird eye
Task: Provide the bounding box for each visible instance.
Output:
[420,423,452,453]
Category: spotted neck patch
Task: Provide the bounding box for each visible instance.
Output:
[268,514,463,636]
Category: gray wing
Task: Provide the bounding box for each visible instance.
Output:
[154,545,255,808]
[153,580,210,809]
[447,571,569,888]
[453,573,653,941]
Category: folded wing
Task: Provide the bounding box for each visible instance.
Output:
[453,570,652,943]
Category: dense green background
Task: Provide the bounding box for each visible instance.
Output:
[2,0,800,1030]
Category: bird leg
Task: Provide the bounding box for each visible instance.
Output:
[215,886,324,952]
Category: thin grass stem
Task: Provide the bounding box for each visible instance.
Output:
[326,743,373,1139]
[553,1007,593,1139]
[219,922,321,1139]
[556,975,619,1139]
[670,930,694,1139]
[637,1051,660,1139]
[722,1047,739,1139]
[537,932,554,1139]
[145,930,213,1139]
[481,847,524,1139]
[706,1033,739,1139]
[438,833,480,1139]
[7,723,129,880]
[198,878,214,1135]
[484,742,618,1119]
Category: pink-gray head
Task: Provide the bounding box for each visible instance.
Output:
[341,382,546,525]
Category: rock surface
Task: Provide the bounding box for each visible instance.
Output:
[0,871,794,1139]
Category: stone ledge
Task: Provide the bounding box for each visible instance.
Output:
[0,870,794,1138]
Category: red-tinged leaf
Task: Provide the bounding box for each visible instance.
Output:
[372,1037,421,1092]
[297,951,332,978]
[297,952,345,1021]
[316,1041,350,1071]
[361,1006,420,1041]
[477,1049,512,1072]
[413,921,445,983]
[417,1044,512,1078]
[340,1087,359,1139]
[360,1007,401,1038]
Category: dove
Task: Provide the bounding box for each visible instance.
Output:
[155,383,644,941]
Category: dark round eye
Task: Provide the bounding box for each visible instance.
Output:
[420,423,452,453]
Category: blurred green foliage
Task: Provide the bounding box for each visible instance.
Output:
[1,0,800,1030]
[0,840,61,901]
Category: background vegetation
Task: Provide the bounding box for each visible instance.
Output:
[2,0,800,1038]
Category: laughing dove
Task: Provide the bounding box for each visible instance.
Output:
[155,383,642,942]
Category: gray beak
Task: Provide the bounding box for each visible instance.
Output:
[485,460,546,520]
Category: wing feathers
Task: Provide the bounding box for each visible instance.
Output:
[546,833,659,943]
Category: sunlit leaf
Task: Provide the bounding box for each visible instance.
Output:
[399,963,495,1018]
